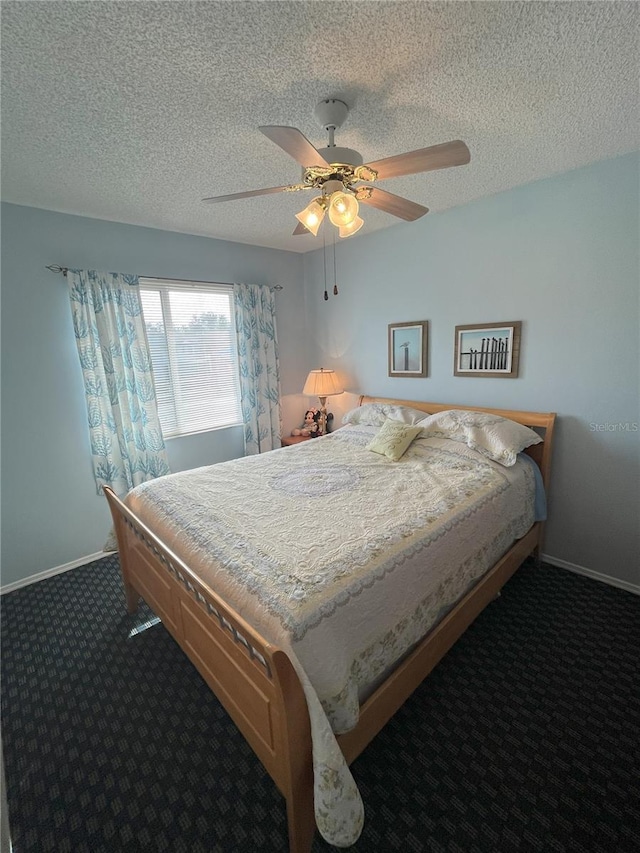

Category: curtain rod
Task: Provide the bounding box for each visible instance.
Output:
[45,265,283,291]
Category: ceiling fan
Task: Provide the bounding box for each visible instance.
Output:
[202,98,470,239]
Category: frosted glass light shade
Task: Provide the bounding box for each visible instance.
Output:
[328,192,359,227]
[338,215,364,238]
[302,368,344,398]
[295,198,326,236]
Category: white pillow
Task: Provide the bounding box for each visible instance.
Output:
[418,409,542,467]
[342,402,428,427]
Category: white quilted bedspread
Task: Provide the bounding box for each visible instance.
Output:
[126,425,535,846]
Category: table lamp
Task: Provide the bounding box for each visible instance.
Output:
[302,368,344,435]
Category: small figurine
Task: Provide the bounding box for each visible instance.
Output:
[292,409,320,437]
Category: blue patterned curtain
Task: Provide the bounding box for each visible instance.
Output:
[233,283,281,454]
[68,269,170,495]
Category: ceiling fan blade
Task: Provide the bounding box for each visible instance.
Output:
[259,126,331,168]
[358,187,429,221]
[364,140,470,181]
[293,222,311,235]
[202,185,295,204]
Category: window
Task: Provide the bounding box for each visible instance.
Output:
[139,279,242,438]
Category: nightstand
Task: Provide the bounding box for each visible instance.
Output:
[281,435,312,447]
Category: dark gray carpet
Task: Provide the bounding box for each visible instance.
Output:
[1,555,639,852]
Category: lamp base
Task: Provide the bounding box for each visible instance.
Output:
[317,409,335,435]
[318,397,328,436]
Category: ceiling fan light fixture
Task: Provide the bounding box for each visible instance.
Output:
[328,191,359,227]
[338,215,364,239]
[204,101,469,242]
[295,197,326,236]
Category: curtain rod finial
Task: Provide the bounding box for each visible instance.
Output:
[45,264,68,276]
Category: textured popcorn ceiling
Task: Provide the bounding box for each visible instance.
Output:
[1,1,638,253]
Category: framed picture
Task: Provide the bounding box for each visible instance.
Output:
[388,321,428,378]
[454,321,521,378]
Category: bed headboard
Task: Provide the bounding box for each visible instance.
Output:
[357,395,556,489]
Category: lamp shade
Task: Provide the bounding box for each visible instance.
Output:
[338,215,364,239]
[302,368,343,398]
[327,192,359,227]
[295,198,326,236]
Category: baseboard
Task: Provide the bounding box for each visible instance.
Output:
[0,552,108,595]
[543,553,639,596]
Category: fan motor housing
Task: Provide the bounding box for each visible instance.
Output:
[319,146,364,167]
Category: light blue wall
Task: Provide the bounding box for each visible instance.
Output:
[0,204,306,586]
[2,154,638,590]
[304,153,640,587]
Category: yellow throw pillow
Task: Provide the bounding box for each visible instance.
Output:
[366,420,423,461]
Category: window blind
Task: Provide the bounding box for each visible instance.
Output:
[139,279,242,438]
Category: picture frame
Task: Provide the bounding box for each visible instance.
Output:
[454,321,521,378]
[388,321,428,378]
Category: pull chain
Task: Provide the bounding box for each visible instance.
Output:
[323,225,329,301]
[333,230,338,296]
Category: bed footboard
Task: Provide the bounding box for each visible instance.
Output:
[103,487,316,853]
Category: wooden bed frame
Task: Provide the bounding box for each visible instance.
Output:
[104,396,556,852]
